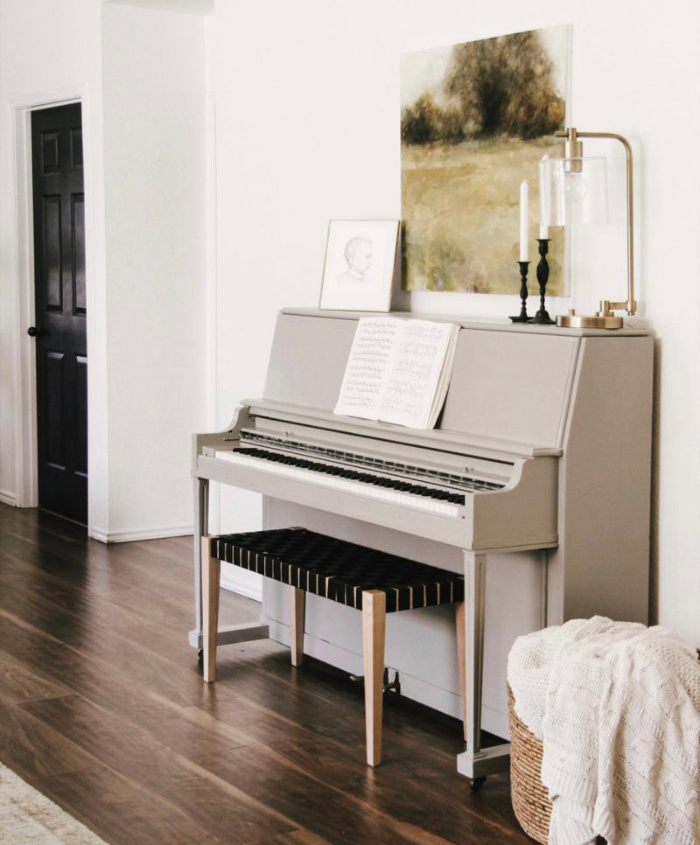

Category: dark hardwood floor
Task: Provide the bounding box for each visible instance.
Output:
[0,503,532,844]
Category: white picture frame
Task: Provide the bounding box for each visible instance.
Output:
[319,220,400,312]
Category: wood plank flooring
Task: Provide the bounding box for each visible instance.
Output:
[0,504,532,844]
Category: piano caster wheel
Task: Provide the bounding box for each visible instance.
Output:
[470,776,486,791]
[197,648,204,663]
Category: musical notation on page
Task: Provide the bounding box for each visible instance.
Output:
[334,317,459,429]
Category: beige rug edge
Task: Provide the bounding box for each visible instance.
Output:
[1,762,107,844]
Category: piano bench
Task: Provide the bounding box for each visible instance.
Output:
[202,527,467,768]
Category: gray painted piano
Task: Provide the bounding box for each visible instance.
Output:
[192,307,653,779]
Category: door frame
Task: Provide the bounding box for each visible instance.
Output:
[11,86,97,532]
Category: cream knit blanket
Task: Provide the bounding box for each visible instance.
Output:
[508,617,700,845]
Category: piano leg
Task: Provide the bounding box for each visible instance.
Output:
[455,602,467,741]
[190,478,270,652]
[189,477,209,648]
[456,551,511,782]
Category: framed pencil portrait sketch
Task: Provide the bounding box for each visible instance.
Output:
[319,220,400,312]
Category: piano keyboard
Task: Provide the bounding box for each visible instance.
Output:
[213,440,504,518]
[215,447,462,515]
[238,431,505,492]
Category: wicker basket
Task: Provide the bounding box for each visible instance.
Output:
[508,684,552,844]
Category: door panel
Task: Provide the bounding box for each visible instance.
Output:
[74,356,89,477]
[42,195,62,309]
[32,103,87,524]
[44,350,66,468]
[72,194,86,313]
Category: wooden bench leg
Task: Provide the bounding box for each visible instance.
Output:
[290,586,305,667]
[362,590,386,767]
[202,536,220,683]
[455,601,467,741]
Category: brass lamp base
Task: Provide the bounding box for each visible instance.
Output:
[556,311,624,330]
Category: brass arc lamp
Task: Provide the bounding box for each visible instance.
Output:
[540,128,636,329]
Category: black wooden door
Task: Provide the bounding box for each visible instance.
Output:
[30,103,87,524]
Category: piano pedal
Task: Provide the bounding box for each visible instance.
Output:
[383,667,401,695]
[349,667,401,696]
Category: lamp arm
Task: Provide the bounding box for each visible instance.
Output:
[556,130,636,316]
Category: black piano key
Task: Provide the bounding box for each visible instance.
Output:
[239,434,506,496]
[235,442,488,504]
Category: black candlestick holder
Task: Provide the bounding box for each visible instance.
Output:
[532,239,555,325]
[509,261,532,323]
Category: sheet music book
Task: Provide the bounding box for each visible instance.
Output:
[334,317,460,429]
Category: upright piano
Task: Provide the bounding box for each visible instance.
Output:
[192,308,653,778]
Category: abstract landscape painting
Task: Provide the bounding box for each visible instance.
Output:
[401,26,570,294]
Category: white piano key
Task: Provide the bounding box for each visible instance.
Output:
[213,450,461,517]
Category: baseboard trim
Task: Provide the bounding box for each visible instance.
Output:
[89,525,193,544]
[0,490,18,507]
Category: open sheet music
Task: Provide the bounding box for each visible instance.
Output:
[334,317,459,429]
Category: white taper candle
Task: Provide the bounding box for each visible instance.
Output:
[519,180,529,261]
[539,155,549,239]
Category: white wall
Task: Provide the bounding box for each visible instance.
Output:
[101,3,207,539]
[211,0,700,644]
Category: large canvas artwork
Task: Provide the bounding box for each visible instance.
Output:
[401,26,571,294]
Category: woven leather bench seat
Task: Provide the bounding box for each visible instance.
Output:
[210,528,465,613]
[202,527,467,767]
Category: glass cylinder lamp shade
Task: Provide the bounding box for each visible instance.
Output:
[539,156,608,227]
